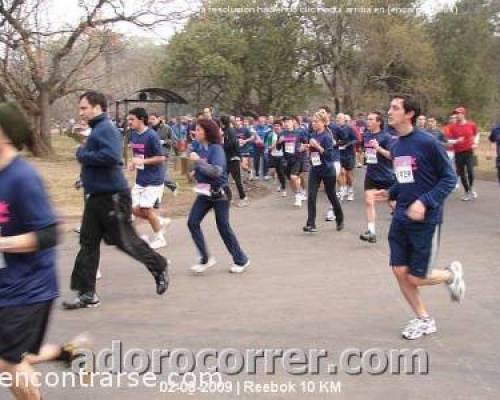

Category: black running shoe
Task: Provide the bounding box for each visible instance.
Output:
[360,230,377,243]
[62,293,100,310]
[154,271,169,295]
[302,225,318,233]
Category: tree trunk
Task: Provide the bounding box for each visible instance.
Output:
[36,88,53,157]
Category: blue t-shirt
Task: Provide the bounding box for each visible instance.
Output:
[389,129,457,225]
[363,130,395,185]
[255,124,272,150]
[309,130,336,177]
[489,125,500,168]
[0,157,58,307]
[236,127,253,155]
[194,144,228,189]
[326,123,341,162]
[130,128,164,186]
[335,125,357,159]
[279,129,308,160]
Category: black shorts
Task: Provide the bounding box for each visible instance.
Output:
[364,176,394,191]
[301,158,311,173]
[340,156,356,171]
[0,301,53,364]
[285,159,302,178]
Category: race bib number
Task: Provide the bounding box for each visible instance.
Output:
[285,141,296,154]
[310,152,321,166]
[271,149,284,157]
[135,154,145,170]
[365,148,377,164]
[194,183,211,197]
[394,156,415,184]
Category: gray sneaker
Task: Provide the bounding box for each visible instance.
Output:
[402,317,437,340]
[62,293,100,310]
[446,261,466,302]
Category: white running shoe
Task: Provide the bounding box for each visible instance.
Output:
[461,193,472,201]
[402,317,437,340]
[447,261,466,302]
[294,194,302,207]
[276,186,282,192]
[149,234,167,250]
[281,191,287,197]
[140,234,151,244]
[237,197,250,207]
[471,189,478,199]
[230,260,251,274]
[347,192,354,201]
[190,257,217,274]
[299,191,307,201]
[325,208,336,222]
[160,217,172,234]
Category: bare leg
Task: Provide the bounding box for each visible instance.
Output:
[144,208,161,233]
[22,345,62,365]
[393,266,453,318]
[0,359,41,400]
[365,190,376,224]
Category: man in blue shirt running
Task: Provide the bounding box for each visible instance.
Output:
[374,95,465,340]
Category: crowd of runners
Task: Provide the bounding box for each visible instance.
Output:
[0,91,499,399]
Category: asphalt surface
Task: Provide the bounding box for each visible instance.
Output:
[7,170,500,400]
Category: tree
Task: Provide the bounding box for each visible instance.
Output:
[430,0,500,123]
[160,0,319,115]
[0,0,186,156]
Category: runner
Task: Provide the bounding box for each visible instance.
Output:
[318,106,342,221]
[254,116,272,180]
[488,121,500,186]
[359,111,395,243]
[426,116,447,146]
[63,92,168,310]
[0,102,90,400]
[374,95,464,340]
[128,108,170,249]
[234,116,255,182]
[220,115,249,207]
[150,113,178,195]
[187,119,250,274]
[336,113,358,201]
[269,119,287,196]
[416,114,427,130]
[302,111,344,233]
[293,115,310,202]
[448,107,479,201]
[278,116,308,207]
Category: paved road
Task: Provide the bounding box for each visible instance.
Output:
[12,171,500,400]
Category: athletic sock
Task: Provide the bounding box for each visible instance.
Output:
[368,223,376,234]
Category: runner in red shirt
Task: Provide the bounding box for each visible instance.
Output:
[447,107,479,201]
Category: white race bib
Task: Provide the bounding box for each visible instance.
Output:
[271,149,284,157]
[136,154,145,170]
[365,148,378,164]
[310,152,321,166]
[339,145,347,151]
[194,183,211,197]
[394,156,415,184]
[285,141,295,154]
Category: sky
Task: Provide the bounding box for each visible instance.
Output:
[46,0,459,42]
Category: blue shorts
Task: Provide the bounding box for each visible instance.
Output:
[340,156,356,171]
[388,219,439,278]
